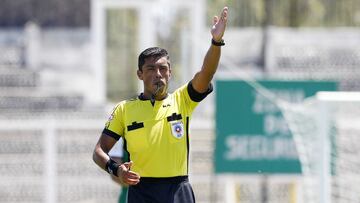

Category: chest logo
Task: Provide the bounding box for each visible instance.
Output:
[170,121,184,139]
[163,104,171,108]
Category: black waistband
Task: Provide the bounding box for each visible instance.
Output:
[140,176,188,184]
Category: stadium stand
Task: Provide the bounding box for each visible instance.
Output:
[0,24,118,203]
[266,28,360,91]
[1,18,360,203]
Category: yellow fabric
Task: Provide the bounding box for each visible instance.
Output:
[105,84,199,177]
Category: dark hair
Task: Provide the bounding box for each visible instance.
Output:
[138,47,170,70]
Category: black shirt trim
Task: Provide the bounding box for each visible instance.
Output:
[140,176,188,183]
[102,128,121,141]
[187,81,213,102]
[127,121,144,131]
[186,116,190,174]
[167,113,182,122]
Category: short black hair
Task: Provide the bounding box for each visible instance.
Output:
[138,47,170,71]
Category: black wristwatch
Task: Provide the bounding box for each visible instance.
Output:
[106,158,120,177]
[212,38,225,46]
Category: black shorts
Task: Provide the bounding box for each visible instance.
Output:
[127,176,195,203]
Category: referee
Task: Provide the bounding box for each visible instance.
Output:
[93,6,228,203]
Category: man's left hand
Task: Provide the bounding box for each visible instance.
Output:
[211,6,228,42]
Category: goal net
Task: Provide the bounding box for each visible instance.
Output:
[280,91,360,203]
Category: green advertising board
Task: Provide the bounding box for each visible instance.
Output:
[215,80,337,174]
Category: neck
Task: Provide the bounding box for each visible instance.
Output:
[140,92,168,101]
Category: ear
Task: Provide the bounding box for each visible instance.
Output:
[168,68,172,79]
[137,69,143,80]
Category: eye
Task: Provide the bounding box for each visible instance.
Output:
[160,66,168,71]
[147,66,155,71]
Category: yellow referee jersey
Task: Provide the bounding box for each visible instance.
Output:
[103,82,212,177]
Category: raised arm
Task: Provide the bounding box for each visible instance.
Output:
[191,6,228,93]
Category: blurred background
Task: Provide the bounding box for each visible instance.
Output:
[0,0,360,202]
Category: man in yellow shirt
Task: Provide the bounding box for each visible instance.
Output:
[93,6,228,203]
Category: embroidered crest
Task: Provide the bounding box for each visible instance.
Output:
[170,121,184,139]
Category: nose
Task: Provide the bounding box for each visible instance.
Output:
[155,67,162,78]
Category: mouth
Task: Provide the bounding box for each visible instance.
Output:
[153,81,165,87]
[153,81,165,96]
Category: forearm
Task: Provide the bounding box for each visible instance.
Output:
[93,133,118,172]
[92,143,111,171]
[201,44,221,81]
[192,6,227,93]
[201,5,227,79]
[192,43,222,93]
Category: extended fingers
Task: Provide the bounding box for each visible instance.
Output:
[213,7,228,26]
[213,16,219,25]
[122,170,140,185]
[220,7,228,22]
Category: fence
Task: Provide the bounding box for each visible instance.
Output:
[0,117,119,203]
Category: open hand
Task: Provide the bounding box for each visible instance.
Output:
[117,161,140,185]
[211,7,228,42]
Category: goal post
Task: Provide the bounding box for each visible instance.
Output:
[90,0,206,102]
[280,91,360,203]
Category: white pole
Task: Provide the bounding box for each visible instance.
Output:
[138,2,155,93]
[317,100,331,203]
[224,176,236,203]
[44,119,57,203]
[181,29,190,84]
[91,0,106,104]
[191,0,206,75]
[24,22,41,70]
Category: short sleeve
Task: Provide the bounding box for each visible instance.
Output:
[174,82,213,114]
[103,102,125,140]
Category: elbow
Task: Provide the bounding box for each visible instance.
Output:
[200,71,215,85]
[205,74,214,82]
[92,149,98,164]
[200,67,216,80]
[192,71,214,93]
[92,144,102,164]
[92,150,96,162]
